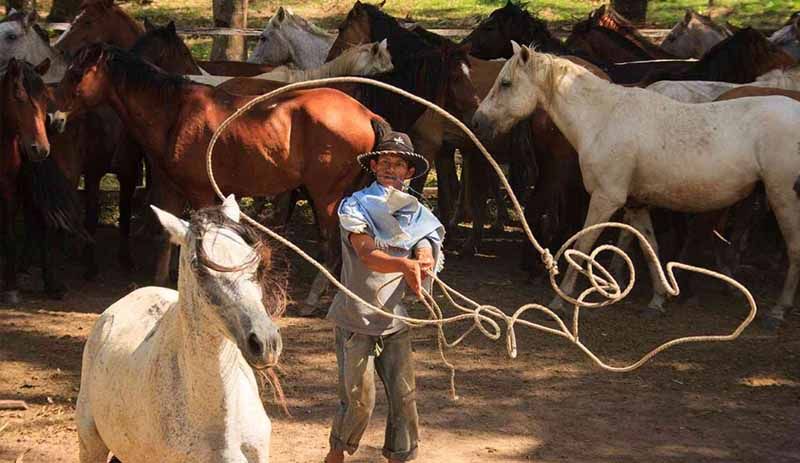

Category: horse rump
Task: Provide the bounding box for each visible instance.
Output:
[18,158,93,242]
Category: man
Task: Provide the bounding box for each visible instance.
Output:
[325,131,445,463]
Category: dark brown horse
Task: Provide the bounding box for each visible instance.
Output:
[565,5,676,63]
[53,45,386,302]
[1,58,87,302]
[639,27,797,85]
[327,1,482,233]
[460,0,568,59]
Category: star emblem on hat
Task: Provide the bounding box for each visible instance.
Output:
[393,136,405,145]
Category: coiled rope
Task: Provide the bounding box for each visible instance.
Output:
[205,76,757,398]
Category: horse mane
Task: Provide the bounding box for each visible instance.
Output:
[76,44,188,97]
[498,1,565,52]
[130,22,201,73]
[642,27,793,84]
[573,5,672,58]
[190,207,288,318]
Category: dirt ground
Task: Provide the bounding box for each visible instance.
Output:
[1,207,799,463]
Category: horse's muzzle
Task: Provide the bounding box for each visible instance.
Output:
[245,327,282,369]
[27,142,50,162]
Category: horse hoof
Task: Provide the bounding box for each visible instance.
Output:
[1,290,20,304]
[760,315,783,332]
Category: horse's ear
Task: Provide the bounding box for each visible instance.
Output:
[151,205,189,246]
[276,6,286,22]
[143,17,155,32]
[23,11,37,29]
[511,40,521,55]
[34,58,51,76]
[371,41,380,54]
[378,0,386,9]
[519,44,530,62]
[166,20,176,35]
[684,9,694,23]
[8,7,17,15]
[221,194,241,223]
[379,37,388,50]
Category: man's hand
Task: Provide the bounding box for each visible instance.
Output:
[400,258,423,300]
[415,246,435,274]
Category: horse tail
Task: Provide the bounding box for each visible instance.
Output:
[19,158,93,242]
[795,174,800,198]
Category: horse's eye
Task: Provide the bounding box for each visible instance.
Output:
[6,33,16,41]
[500,79,512,88]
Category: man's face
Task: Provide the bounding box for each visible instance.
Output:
[370,153,415,189]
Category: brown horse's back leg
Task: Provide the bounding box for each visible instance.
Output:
[460,148,490,257]
[0,198,20,304]
[299,193,342,315]
[435,144,458,231]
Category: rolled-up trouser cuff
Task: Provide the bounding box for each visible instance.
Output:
[329,435,359,456]
[382,445,418,461]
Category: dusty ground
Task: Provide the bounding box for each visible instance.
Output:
[1,207,799,463]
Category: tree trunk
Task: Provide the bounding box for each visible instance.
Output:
[210,0,248,61]
[611,0,648,24]
[46,0,81,22]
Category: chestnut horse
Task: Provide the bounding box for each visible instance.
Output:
[1,58,87,302]
[53,45,386,304]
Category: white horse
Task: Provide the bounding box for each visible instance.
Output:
[0,10,68,83]
[77,196,284,462]
[472,42,800,327]
[660,9,731,59]
[646,65,800,103]
[190,39,391,86]
[248,6,335,69]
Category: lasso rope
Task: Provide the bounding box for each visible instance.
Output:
[205,76,757,398]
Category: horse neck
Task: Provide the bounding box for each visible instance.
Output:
[535,56,624,155]
[104,79,186,159]
[287,25,335,69]
[169,255,244,416]
[307,49,359,79]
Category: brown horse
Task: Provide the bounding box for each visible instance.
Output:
[328,1,484,233]
[1,58,88,302]
[639,27,797,85]
[53,45,385,301]
[565,5,677,63]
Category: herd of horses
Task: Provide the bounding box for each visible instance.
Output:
[1,0,800,330]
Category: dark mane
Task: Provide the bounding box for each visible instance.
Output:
[72,44,189,96]
[460,1,567,56]
[351,4,469,130]
[18,60,47,99]
[190,206,288,318]
[642,27,795,84]
[130,22,201,74]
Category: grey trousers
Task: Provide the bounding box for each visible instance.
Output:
[329,326,419,461]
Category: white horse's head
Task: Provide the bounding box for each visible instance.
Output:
[341,39,392,76]
[769,15,800,61]
[472,41,545,137]
[151,196,285,370]
[660,9,730,59]
[250,6,329,67]
[0,10,52,75]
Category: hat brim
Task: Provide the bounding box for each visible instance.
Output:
[357,150,430,181]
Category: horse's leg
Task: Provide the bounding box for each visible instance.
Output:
[82,172,102,280]
[461,150,489,256]
[625,208,669,317]
[551,193,621,314]
[300,193,341,315]
[38,217,67,300]
[0,198,19,304]
[762,182,800,330]
[490,173,509,232]
[152,182,185,286]
[114,141,141,271]
[436,144,458,229]
[77,406,110,463]
[608,209,636,284]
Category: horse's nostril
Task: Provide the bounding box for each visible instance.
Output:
[247,333,264,357]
